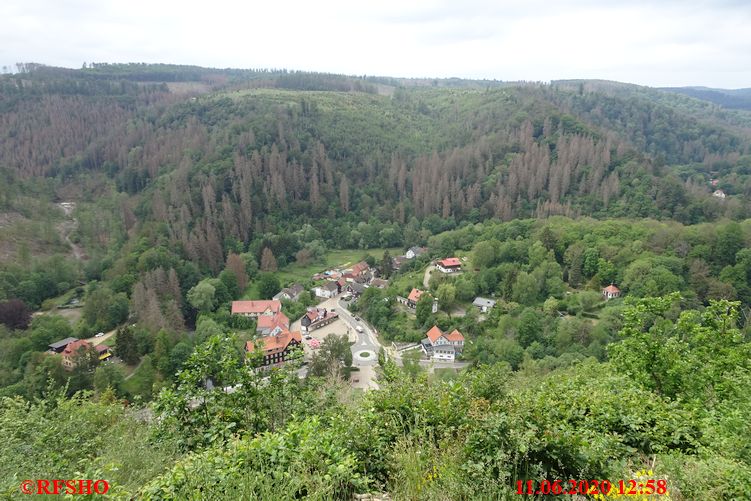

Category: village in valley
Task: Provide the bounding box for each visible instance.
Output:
[43,244,625,392]
[226,247,476,391]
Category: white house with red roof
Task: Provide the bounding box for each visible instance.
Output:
[231,300,282,318]
[602,284,621,299]
[421,325,465,362]
[436,257,462,273]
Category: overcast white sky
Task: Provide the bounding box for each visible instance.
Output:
[1,0,750,88]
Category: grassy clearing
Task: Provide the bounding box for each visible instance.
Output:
[389,269,425,295]
[100,334,117,347]
[278,247,402,284]
[242,247,402,299]
[434,368,459,380]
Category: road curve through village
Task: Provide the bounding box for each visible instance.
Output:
[336,297,381,389]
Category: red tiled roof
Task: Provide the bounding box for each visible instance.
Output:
[439,257,461,267]
[257,311,290,331]
[408,288,423,303]
[95,344,110,353]
[445,329,464,342]
[305,309,338,324]
[603,284,620,293]
[231,300,282,315]
[426,325,464,343]
[246,330,302,356]
[426,325,443,343]
[62,339,92,356]
[351,262,369,274]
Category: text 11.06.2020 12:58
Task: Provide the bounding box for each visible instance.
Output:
[516,479,668,496]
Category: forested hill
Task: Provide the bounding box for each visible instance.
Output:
[660,86,751,111]
[4,64,751,499]
[1,63,751,275]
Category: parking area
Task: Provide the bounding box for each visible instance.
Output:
[292,297,355,359]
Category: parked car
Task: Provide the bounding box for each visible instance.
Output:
[330,308,336,312]
[304,335,312,340]
[355,326,364,333]
[95,332,105,338]
[354,316,360,321]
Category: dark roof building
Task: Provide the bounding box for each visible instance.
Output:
[49,337,80,353]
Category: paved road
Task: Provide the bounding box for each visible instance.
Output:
[336,298,381,389]
[294,296,381,389]
[336,298,380,366]
[390,348,472,371]
[404,357,471,371]
[83,328,116,346]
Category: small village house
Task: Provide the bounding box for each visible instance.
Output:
[602,284,621,299]
[346,282,367,297]
[370,278,388,289]
[406,288,424,308]
[392,256,408,271]
[350,261,370,278]
[472,297,496,313]
[436,257,462,273]
[313,280,340,298]
[273,284,305,302]
[406,246,427,259]
[713,189,726,199]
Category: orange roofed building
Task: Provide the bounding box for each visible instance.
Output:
[602,284,621,300]
[61,339,95,370]
[421,325,464,362]
[246,329,302,368]
[407,288,424,308]
[256,311,290,336]
[231,300,282,317]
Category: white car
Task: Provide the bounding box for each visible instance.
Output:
[355,326,364,333]
[95,332,105,338]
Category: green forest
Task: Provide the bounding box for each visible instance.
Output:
[1,64,750,499]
